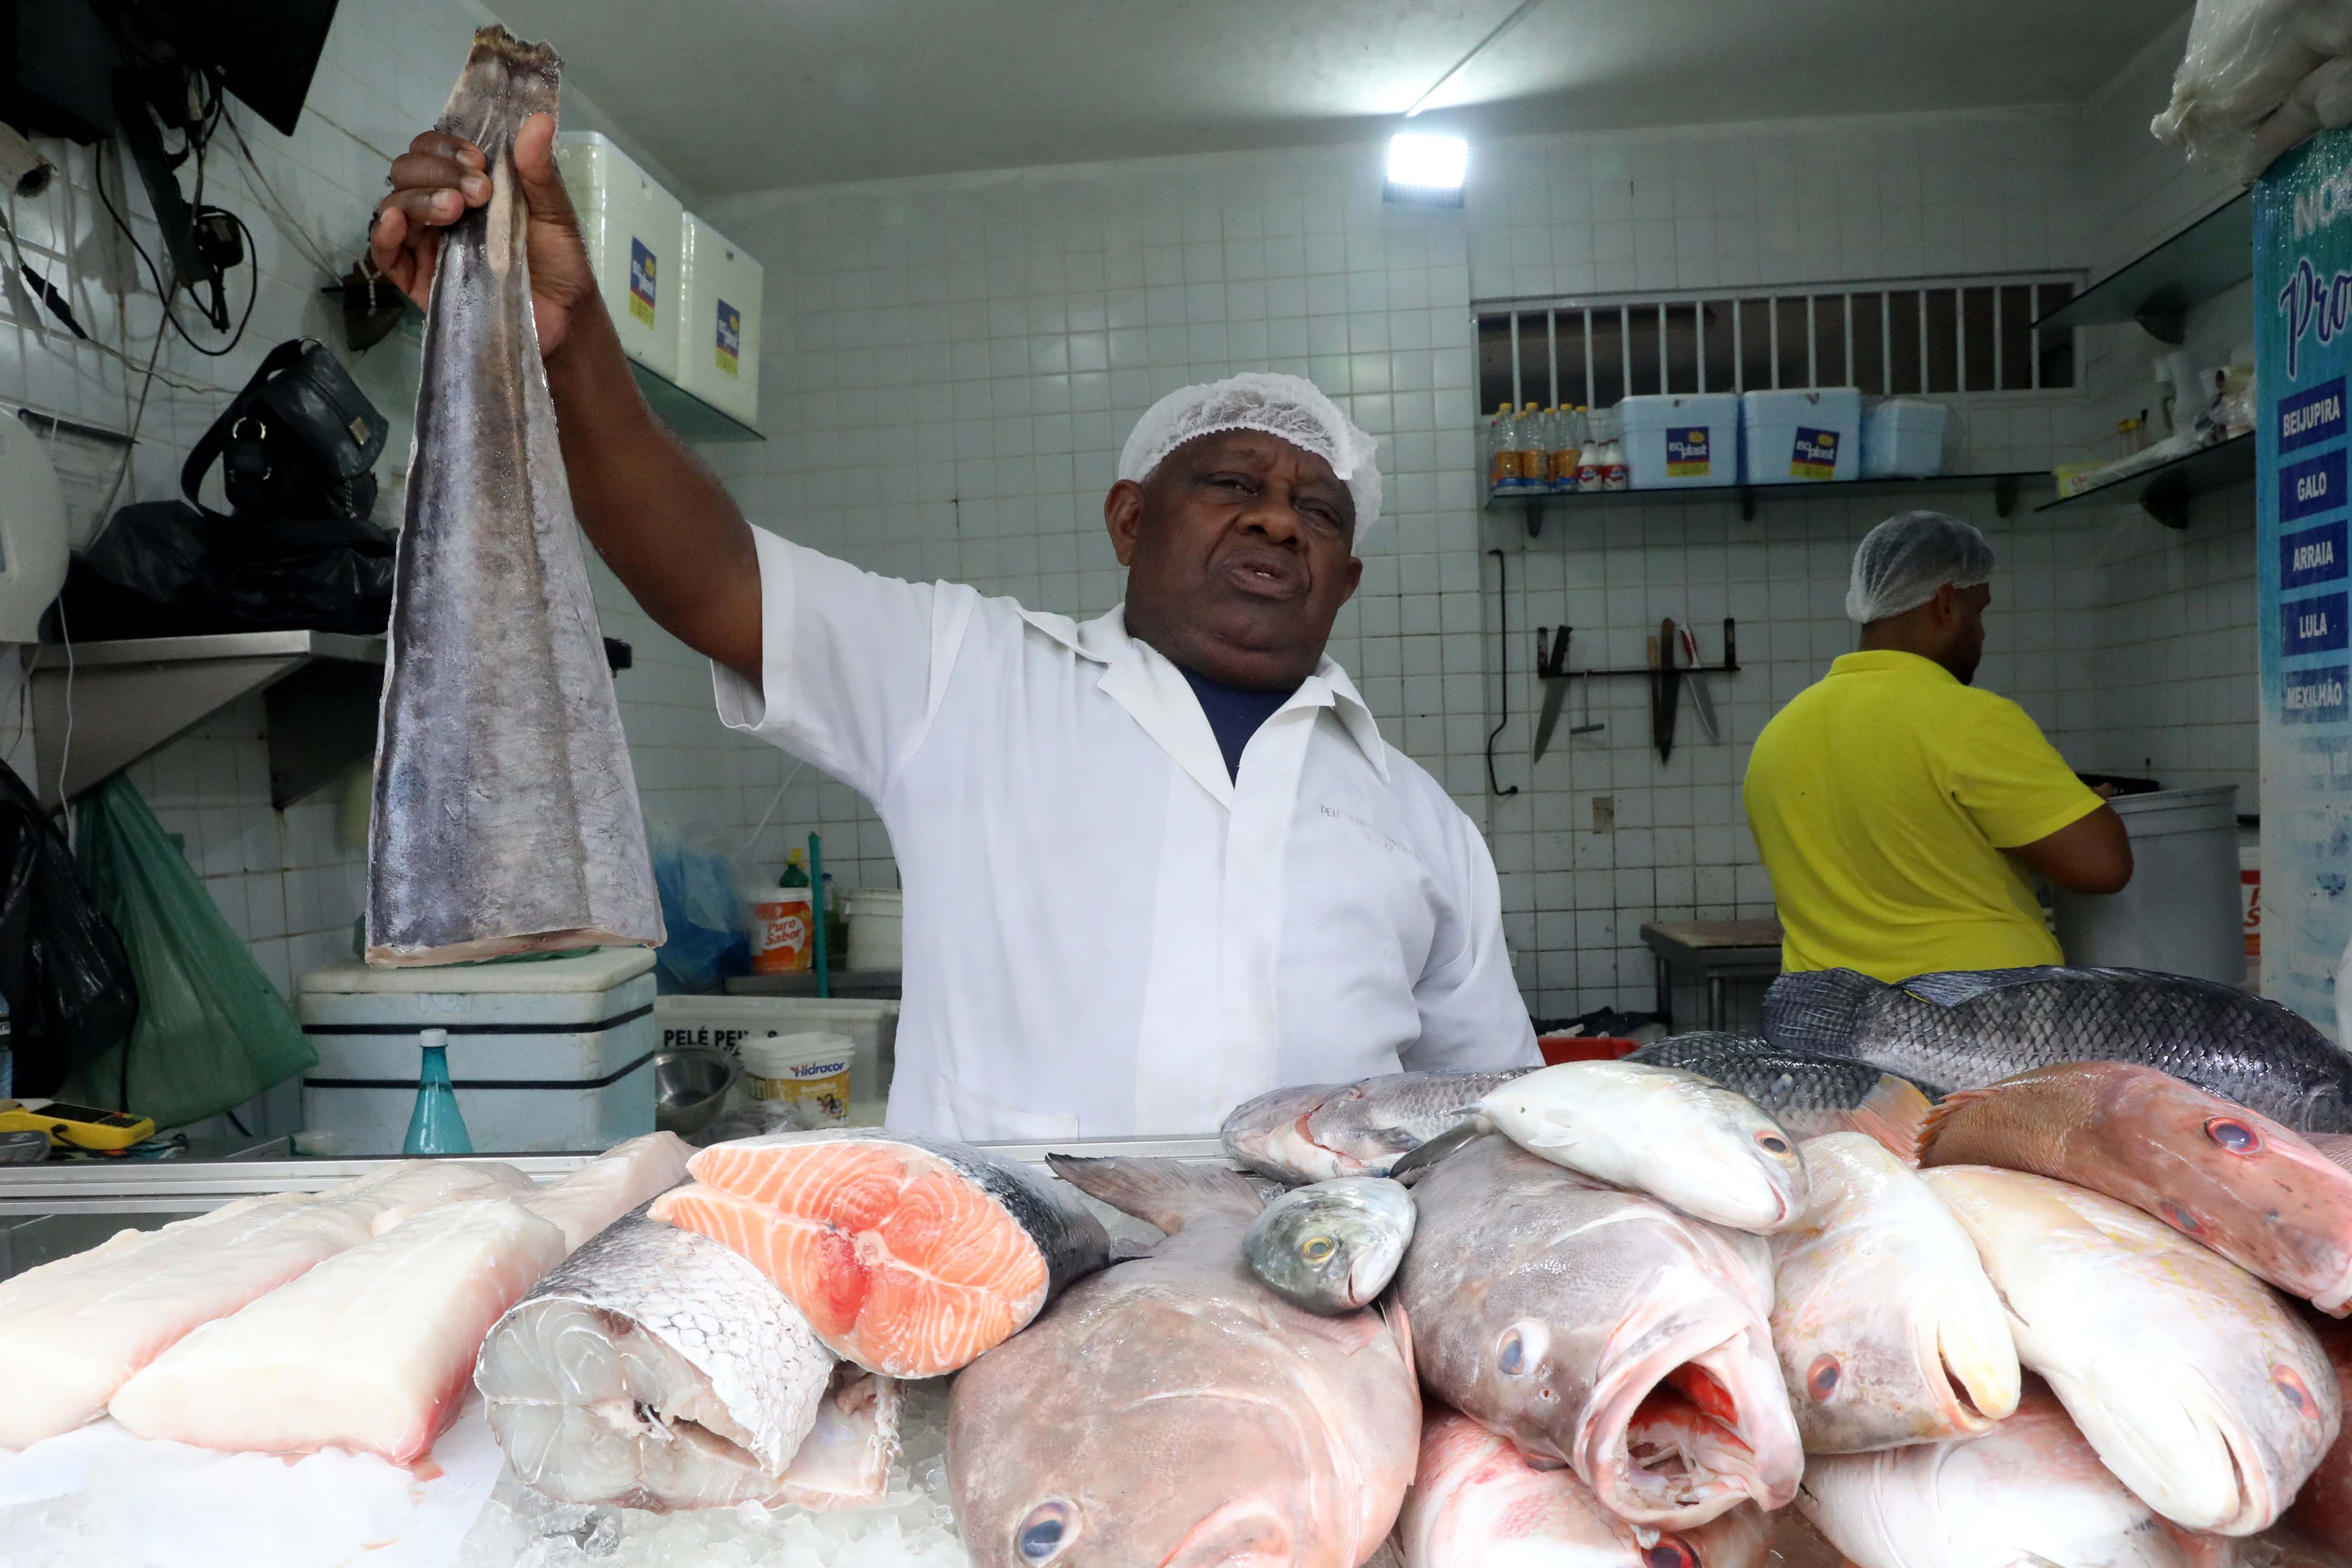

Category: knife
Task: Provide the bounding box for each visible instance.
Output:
[1679,624,1720,743]
[1532,625,1572,762]
[1653,617,1680,762]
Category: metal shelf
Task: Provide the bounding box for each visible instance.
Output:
[26,631,386,810]
[2032,433,2255,529]
[2030,192,2251,344]
[1484,471,2049,534]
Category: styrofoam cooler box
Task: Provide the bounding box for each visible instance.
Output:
[554,132,680,379]
[1616,394,1739,489]
[297,948,657,1155]
[677,213,762,425]
[1861,398,1949,478]
[656,995,900,1113]
[1740,388,1861,485]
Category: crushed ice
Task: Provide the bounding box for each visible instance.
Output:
[454,1380,968,1568]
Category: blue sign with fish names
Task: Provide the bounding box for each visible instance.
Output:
[2284,449,2347,522]
[2287,591,2350,656]
[2286,663,2351,722]
[2282,376,2348,453]
[1665,427,1711,478]
[2286,520,2349,589]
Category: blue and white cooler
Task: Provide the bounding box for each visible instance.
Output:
[1616,393,1739,489]
[1739,388,1862,484]
[297,948,658,1154]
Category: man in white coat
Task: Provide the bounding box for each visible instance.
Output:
[373,118,1538,1141]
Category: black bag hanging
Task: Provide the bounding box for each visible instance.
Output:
[181,337,390,531]
[0,757,137,1099]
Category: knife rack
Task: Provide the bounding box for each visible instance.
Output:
[1535,619,1739,679]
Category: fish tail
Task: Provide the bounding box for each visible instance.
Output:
[1845,1075,1936,1166]
[1759,968,1885,1056]
[439,26,562,141]
[1045,1155,1262,1234]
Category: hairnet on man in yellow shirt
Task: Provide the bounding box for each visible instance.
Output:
[1744,513,2131,983]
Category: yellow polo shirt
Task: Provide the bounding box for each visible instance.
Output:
[1742,650,2105,982]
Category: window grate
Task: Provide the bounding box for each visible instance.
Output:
[1476,273,2082,416]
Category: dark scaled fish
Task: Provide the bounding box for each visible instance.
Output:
[1762,966,2352,1135]
[1220,1069,1532,1184]
[1626,1032,1932,1164]
[367,26,664,965]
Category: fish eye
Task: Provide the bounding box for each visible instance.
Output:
[1301,1235,1336,1264]
[1497,1321,1547,1376]
[1645,1540,1699,1568]
[1756,1131,1791,1154]
[1807,1355,1841,1402]
[2275,1365,2319,1418]
[1017,1501,1078,1563]
[2206,1118,2262,1155]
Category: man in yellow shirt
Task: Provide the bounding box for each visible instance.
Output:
[1743,512,2131,982]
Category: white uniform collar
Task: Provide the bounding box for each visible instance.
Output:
[1016,603,1392,798]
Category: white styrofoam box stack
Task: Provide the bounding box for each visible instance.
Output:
[554,132,681,379]
[677,213,763,425]
[297,948,657,1155]
[1615,394,1739,490]
[1740,388,1861,485]
[1861,398,1949,479]
[655,995,900,1115]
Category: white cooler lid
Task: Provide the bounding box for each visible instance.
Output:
[301,946,657,996]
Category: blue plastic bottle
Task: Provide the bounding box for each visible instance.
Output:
[404,1027,474,1155]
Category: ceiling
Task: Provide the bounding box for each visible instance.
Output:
[488,0,2193,198]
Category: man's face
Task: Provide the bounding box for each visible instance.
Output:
[1946,582,1992,685]
[1105,429,1364,691]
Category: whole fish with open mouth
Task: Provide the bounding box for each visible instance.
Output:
[1242,1176,1416,1314]
[366,24,664,965]
[1923,1164,2338,1534]
[1762,966,2352,1134]
[1799,1381,2236,1568]
[1769,1133,2017,1452]
[1917,1061,2352,1314]
[1397,1133,1801,1528]
[948,1157,1419,1568]
[1400,1406,1771,1568]
[476,1210,898,1512]
[1220,1069,1530,1184]
[1628,1033,1932,1163]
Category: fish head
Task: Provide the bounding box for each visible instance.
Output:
[2097,1066,2352,1310]
[1221,1082,1349,1182]
[1242,1179,1415,1313]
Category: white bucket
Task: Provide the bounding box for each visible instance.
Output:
[738,1031,855,1126]
[847,888,904,971]
[2051,786,2242,983]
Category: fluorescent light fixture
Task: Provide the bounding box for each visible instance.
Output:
[1385,133,1466,207]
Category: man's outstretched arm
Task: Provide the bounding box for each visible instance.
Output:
[372,115,761,682]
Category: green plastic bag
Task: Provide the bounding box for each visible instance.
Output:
[60,775,316,1129]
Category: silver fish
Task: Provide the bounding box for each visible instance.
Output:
[1242,1176,1416,1314]
[475,1210,898,1512]
[949,1157,1420,1568]
[367,25,663,965]
[1628,1032,1933,1162]
[1763,967,2352,1134]
[1221,1069,1531,1184]
[1396,1133,1801,1529]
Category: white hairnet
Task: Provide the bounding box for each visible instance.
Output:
[1845,511,1996,624]
[1117,371,1382,533]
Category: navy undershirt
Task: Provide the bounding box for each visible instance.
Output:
[1180,667,1297,780]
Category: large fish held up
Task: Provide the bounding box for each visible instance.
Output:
[1762,966,2352,1134]
[948,1157,1419,1568]
[1396,1133,1801,1528]
[366,25,663,965]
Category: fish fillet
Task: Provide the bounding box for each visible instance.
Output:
[109,1197,569,1463]
[0,1159,531,1451]
[649,1130,1111,1377]
[522,1131,692,1251]
[366,23,662,965]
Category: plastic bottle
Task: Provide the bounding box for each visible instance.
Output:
[751,849,816,974]
[404,1027,474,1155]
[1515,403,1546,492]
[1546,405,1581,493]
[1576,410,1605,493]
[1602,415,1630,492]
[1487,402,1520,494]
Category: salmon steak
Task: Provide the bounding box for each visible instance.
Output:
[649,1131,1110,1377]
